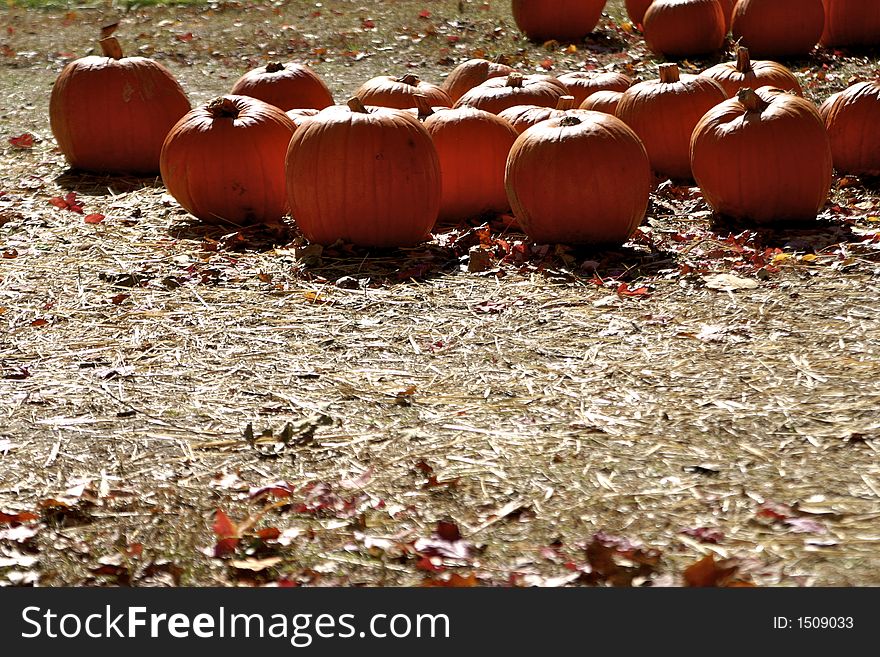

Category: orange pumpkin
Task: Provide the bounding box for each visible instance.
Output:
[691,87,832,223]
[626,0,655,27]
[49,36,190,175]
[230,62,333,111]
[443,58,515,104]
[616,63,728,181]
[498,96,588,134]
[643,0,726,58]
[555,71,633,106]
[286,99,441,247]
[505,112,652,245]
[512,0,608,42]
[579,90,624,114]
[455,73,567,115]
[820,0,880,48]
[731,0,825,58]
[354,74,452,110]
[701,47,803,96]
[819,80,880,176]
[160,96,295,225]
[286,108,321,126]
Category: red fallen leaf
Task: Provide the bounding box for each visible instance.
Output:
[30,319,49,327]
[8,133,34,149]
[413,521,472,561]
[583,532,662,585]
[255,527,281,541]
[2,249,17,258]
[213,537,240,558]
[415,556,445,572]
[681,527,725,544]
[419,9,431,19]
[616,282,650,297]
[3,366,30,380]
[249,481,297,499]
[126,543,143,557]
[436,520,461,542]
[422,572,478,587]
[757,501,794,521]
[683,554,752,587]
[49,192,83,213]
[84,213,105,224]
[293,482,370,518]
[212,509,238,539]
[0,511,39,525]
[176,32,194,42]
[540,58,554,70]
[110,293,129,305]
[361,19,375,29]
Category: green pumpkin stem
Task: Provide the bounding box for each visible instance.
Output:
[99,36,124,60]
[737,88,770,112]
[735,47,752,74]
[266,62,285,73]
[207,97,241,119]
[347,97,370,113]
[658,64,680,84]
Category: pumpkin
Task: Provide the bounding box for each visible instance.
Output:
[443,58,515,104]
[511,0,608,43]
[731,0,825,58]
[230,62,333,111]
[701,47,803,96]
[579,89,624,114]
[498,96,589,134]
[556,71,633,106]
[49,35,190,175]
[626,0,655,27]
[455,73,567,115]
[354,74,452,110]
[160,95,296,225]
[286,108,321,126]
[820,0,880,48]
[643,0,726,58]
[616,63,727,180]
[819,80,880,176]
[285,98,441,247]
[417,106,519,223]
[505,112,651,245]
[691,87,832,223]
[719,0,736,31]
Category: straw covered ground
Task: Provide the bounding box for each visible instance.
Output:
[1,0,879,587]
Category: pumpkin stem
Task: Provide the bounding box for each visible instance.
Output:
[735,47,752,74]
[207,96,241,119]
[558,115,582,127]
[100,21,119,40]
[507,72,524,88]
[99,36,124,60]
[266,62,285,73]
[347,97,370,114]
[556,95,576,110]
[737,87,770,112]
[397,73,421,87]
[412,94,435,120]
[658,63,680,84]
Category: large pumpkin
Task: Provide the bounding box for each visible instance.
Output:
[643,0,726,58]
[731,0,825,58]
[556,71,633,106]
[626,0,655,27]
[691,87,832,224]
[616,63,728,181]
[701,47,803,97]
[354,74,452,110]
[579,90,624,114]
[820,0,880,48]
[455,73,567,115]
[160,95,295,225]
[443,59,515,104]
[498,96,588,134]
[49,36,190,175]
[286,99,441,247]
[505,112,651,245]
[230,62,333,111]
[512,0,607,42]
[421,107,519,223]
[819,80,880,176]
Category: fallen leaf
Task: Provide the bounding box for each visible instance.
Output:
[8,133,34,149]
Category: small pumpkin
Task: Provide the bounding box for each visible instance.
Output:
[285,98,441,247]
[160,95,296,225]
[616,63,728,181]
[643,0,726,58]
[505,111,652,245]
[691,87,832,223]
[579,89,624,114]
[455,73,567,115]
[701,47,803,97]
[731,0,825,59]
[820,0,880,48]
[819,80,880,176]
[230,62,333,111]
[498,96,588,134]
[49,35,191,175]
[354,74,452,110]
[443,58,515,104]
[556,71,633,106]
[511,0,608,43]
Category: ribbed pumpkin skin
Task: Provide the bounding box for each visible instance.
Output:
[616,65,728,180]
[820,0,880,48]
[286,105,441,247]
[505,112,652,245]
[423,108,518,222]
[701,48,803,96]
[498,98,587,134]
[626,0,654,26]
[160,96,295,225]
[731,0,825,58]
[819,81,880,176]
[512,0,607,42]
[691,87,832,224]
[455,74,567,114]
[50,53,190,175]
[230,62,333,111]
[286,108,320,126]
[579,90,624,114]
[556,71,633,105]
[354,75,452,110]
[719,0,736,31]
[443,59,514,103]
[643,0,726,58]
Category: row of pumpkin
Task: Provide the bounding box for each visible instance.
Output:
[48,34,879,247]
[514,0,880,59]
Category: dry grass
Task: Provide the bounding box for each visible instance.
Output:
[1,0,880,587]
